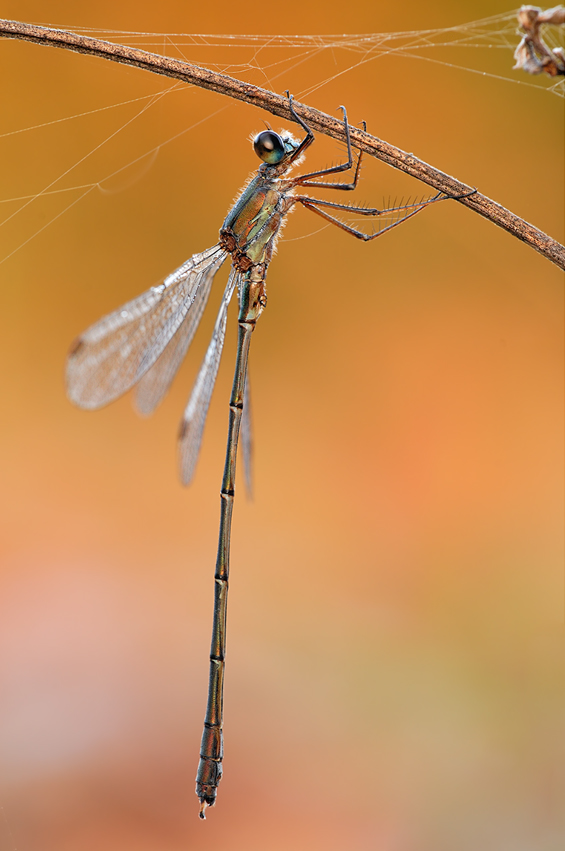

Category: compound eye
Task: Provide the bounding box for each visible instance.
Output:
[253,131,285,164]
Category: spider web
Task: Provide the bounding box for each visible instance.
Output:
[53,10,565,98]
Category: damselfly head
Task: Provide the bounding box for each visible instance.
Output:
[253,130,286,164]
[253,129,301,167]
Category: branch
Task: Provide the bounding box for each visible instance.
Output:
[1,18,564,270]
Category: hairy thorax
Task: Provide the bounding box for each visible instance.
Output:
[219,172,293,271]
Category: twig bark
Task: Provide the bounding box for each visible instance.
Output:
[1,18,564,270]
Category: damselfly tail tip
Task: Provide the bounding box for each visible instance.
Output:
[198,800,208,820]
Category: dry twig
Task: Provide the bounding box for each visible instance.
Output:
[1,18,564,270]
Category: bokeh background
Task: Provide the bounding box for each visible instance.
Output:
[0,1,563,849]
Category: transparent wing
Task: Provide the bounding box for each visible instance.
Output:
[66,245,227,410]
[134,255,217,416]
[178,268,239,486]
[241,371,253,499]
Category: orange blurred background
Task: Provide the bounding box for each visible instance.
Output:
[0,1,563,849]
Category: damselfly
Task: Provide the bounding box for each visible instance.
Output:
[66,95,463,818]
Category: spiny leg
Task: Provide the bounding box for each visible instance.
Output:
[292,191,445,218]
[294,141,364,191]
[292,184,477,223]
[286,108,366,189]
[293,192,447,241]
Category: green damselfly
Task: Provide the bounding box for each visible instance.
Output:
[66,95,464,818]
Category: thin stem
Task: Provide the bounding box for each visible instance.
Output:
[1,18,564,270]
